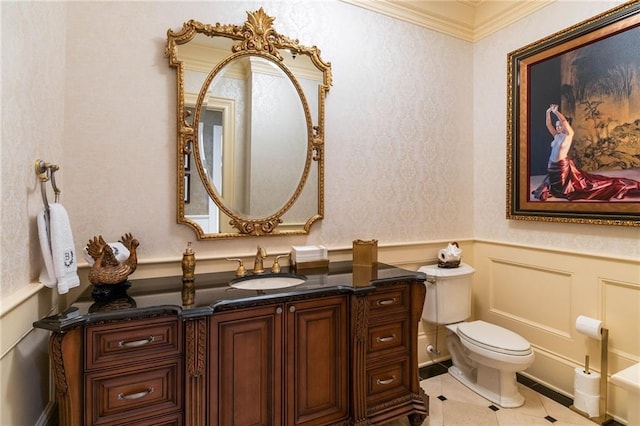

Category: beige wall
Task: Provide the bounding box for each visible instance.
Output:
[1,1,638,425]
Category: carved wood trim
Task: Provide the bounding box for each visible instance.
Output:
[50,329,82,426]
[352,420,374,426]
[366,393,413,415]
[49,333,68,394]
[351,293,369,424]
[185,318,207,425]
[355,292,369,342]
[186,318,206,376]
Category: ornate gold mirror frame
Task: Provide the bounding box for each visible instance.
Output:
[166,9,332,239]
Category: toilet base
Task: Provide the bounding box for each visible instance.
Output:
[448,365,525,408]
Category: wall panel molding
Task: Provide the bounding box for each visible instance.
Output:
[601,278,640,365]
[475,240,639,423]
[486,257,573,339]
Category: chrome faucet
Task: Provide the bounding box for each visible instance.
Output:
[253,246,267,274]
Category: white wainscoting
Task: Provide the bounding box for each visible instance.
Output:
[471,241,639,424]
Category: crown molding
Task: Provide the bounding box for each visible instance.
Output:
[472,1,555,41]
[340,0,555,42]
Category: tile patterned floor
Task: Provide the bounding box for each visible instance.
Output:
[387,369,616,426]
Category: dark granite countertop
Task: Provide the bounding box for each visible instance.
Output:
[33,261,425,332]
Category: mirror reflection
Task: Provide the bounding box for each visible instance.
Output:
[191,55,308,219]
[166,9,331,238]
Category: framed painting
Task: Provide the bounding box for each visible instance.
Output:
[507,1,640,226]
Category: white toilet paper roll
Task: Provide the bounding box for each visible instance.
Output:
[574,366,601,418]
[576,315,604,340]
[574,388,600,418]
[438,249,447,262]
[574,367,600,396]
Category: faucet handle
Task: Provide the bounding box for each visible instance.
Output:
[271,254,289,274]
[226,258,247,277]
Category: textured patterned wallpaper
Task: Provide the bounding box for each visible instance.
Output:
[58,1,474,258]
[2,1,636,301]
[1,1,67,298]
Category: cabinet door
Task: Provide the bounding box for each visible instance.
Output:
[210,305,283,426]
[286,295,349,426]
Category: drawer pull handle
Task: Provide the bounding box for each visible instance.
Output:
[376,376,395,385]
[118,387,154,400]
[377,298,396,306]
[118,336,155,348]
[376,334,396,343]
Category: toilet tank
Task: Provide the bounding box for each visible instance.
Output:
[418,263,475,324]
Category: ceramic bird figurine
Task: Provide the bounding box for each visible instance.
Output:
[86,233,139,285]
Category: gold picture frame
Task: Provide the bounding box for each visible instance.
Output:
[507,1,640,226]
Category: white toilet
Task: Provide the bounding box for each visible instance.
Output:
[419,263,535,408]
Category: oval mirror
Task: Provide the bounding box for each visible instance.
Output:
[166,9,331,238]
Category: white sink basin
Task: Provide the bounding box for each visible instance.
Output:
[229,274,306,291]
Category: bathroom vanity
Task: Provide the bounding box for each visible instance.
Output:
[34,262,428,426]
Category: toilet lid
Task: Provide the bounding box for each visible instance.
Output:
[457,321,531,356]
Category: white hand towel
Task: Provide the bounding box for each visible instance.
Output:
[82,242,130,266]
[37,203,80,294]
[37,209,57,288]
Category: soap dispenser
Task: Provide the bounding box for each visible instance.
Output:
[181,242,196,305]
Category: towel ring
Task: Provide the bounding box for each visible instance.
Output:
[35,159,61,215]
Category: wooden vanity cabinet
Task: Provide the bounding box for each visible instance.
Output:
[83,315,184,426]
[39,264,428,426]
[209,295,349,426]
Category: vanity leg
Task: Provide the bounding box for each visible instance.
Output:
[50,328,82,426]
[408,412,427,425]
[406,279,429,426]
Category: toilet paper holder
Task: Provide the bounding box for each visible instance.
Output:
[570,320,613,425]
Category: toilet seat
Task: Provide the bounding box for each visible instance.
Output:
[457,321,532,356]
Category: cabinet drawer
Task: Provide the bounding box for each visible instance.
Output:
[366,357,410,406]
[85,359,183,425]
[124,412,183,426]
[86,316,181,370]
[367,286,410,320]
[368,319,408,358]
